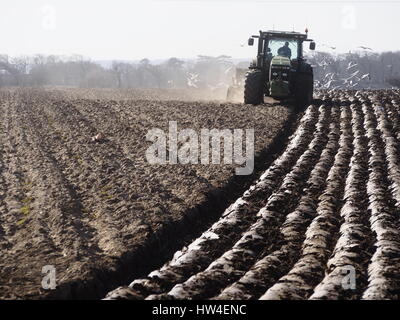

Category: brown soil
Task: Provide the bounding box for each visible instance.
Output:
[105,89,400,300]
[0,87,291,299]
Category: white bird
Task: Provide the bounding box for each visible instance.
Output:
[187,73,199,88]
[347,62,358,70]
[323,79,337,88]
[319,60,330,66]
[324,72,335,79]
[361,73,370,80]
[348,81,358,88]
[343,70,360,84]
[317,60,331,70]
[224,66,234,74]
[321,43,336,50]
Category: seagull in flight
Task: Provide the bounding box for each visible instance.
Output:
[321,43,336,50]
[324,79,338,88]
[358,46,372,50]
[342,70,360,84]
[187,73,199,88]
[347,62,358,70]
[360,73,370,80]
[324,72,335,79]
[224,66,234,74]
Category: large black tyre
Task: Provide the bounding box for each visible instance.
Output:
[244,70,264,105]
[294,73,313,109]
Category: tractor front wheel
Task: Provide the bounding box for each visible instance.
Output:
[244,70,264,105]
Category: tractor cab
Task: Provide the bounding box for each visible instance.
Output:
[248,30,315,72]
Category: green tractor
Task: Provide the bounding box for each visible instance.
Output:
[244,30,316,107]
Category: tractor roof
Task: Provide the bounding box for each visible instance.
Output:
[254,30,309,40]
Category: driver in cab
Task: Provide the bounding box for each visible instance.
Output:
[277,41,292,59]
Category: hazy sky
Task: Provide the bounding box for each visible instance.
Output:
[0,0,399,60]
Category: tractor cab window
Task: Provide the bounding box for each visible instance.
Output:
[268,39,298,60]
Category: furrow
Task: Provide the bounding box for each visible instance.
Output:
[144,105,331,300]
[310,102,374,300]
[257,103,353,300]
[105,104,320,300]
[362,99,400,299]
[216,105,341,300]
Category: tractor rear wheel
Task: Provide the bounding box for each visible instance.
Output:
[294,73,313,109]
[244,70,264,105]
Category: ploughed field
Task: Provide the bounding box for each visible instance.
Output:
[0,88,290,299]
[106,89,400,300]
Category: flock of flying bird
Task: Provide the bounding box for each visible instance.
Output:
[315,60,372,92]
[312,45,375,91]
[185,45,382,92]
[281,43,378,91]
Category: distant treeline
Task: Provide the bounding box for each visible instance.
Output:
[1,51,400,89]
[0,54,235,89]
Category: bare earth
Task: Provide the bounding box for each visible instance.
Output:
[0,87,290,299]
[106,89,400,300]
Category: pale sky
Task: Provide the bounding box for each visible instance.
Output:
[0,0,399,60]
